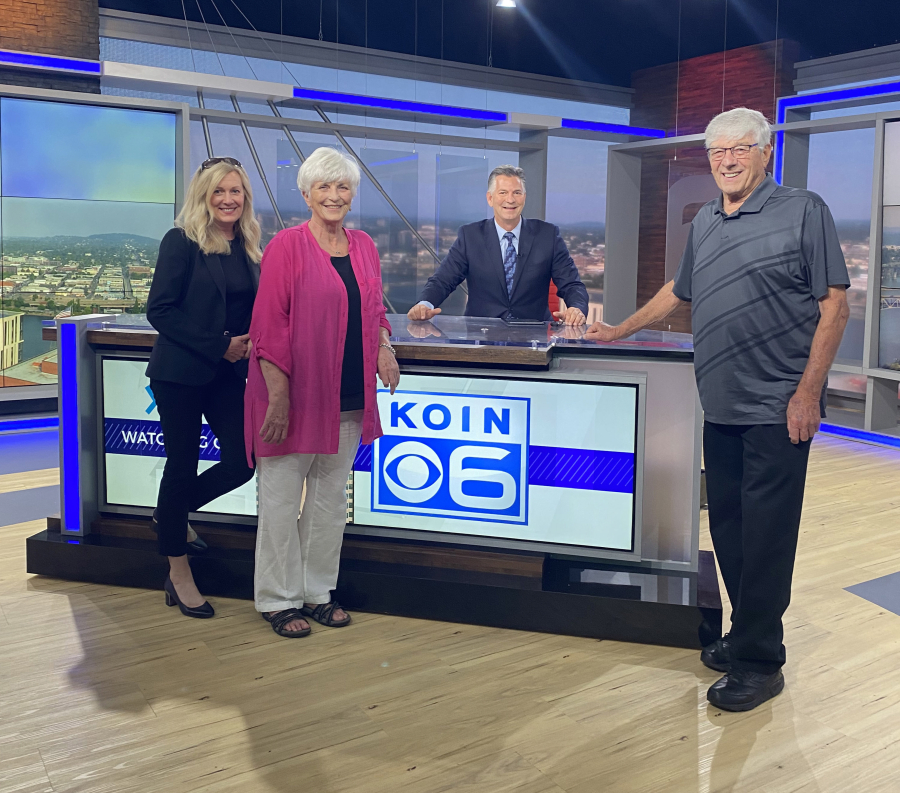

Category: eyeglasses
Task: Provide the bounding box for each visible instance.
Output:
[200,157,242,170]
[706,144,759,161]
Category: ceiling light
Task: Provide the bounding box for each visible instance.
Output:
[496,0,517,7]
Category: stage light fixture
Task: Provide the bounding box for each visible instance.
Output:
[497,0,517,8]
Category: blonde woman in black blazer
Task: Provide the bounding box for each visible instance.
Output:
[146,157,262,618]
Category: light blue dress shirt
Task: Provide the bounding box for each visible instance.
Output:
[418,218,523,310]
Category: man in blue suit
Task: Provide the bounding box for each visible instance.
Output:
[407,166,589,324]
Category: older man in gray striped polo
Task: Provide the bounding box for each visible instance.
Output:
[587,107,849,711]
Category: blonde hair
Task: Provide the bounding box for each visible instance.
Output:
[297,147,361,197]
[176,161,263,263]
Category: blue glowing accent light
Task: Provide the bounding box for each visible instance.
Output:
[774,79,900,184]
[0,49,100,74]
[773,129,786,184]
[819,423,900,450]
[59,323,81,533]
[292,87,507,122]
[561,119,666,138]
[0,415,59,434]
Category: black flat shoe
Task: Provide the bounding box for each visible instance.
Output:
[164,576,215,619]
[151,513,208,555]
[707,669,784,712]
[700,635,731,673]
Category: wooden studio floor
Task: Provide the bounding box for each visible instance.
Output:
[3,434,900,792]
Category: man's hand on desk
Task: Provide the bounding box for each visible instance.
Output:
[407,304,442,321]
[584,321,625,342]
[553,307,586,326]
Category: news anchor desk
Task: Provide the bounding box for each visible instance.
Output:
[31,314,721,649]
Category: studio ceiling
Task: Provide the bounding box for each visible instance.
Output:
[101,0,900,88]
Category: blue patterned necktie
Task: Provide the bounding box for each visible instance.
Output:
[502,231,517,297]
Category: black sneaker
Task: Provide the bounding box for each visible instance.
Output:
[707,669,784,712]
[700,635,731,673]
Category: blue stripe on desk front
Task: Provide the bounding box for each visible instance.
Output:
[353,444,634,494]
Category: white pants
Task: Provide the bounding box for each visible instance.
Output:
[254,411,362,613]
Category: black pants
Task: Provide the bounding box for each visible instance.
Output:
[703,421,812,674]
[151,363,254,557]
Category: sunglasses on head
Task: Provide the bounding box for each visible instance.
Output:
[200,157,242,170]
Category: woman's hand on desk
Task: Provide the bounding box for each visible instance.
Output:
[260,397,289,445]
[584,322,624,342]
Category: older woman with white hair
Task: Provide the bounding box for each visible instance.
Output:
[245,146,400,638]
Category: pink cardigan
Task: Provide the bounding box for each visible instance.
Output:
[244,222,391,463]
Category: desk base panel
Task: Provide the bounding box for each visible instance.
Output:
[27,522,721,650]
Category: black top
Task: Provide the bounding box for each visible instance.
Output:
[146,227,260,386]
[222,239,255,336]
[332,254,365,412]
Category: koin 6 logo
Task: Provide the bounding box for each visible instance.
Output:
[372,391,529,524]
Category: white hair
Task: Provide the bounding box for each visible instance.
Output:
[297,147,361,197]
[704,108,772,148]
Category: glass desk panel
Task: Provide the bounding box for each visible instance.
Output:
[392,314,693,353]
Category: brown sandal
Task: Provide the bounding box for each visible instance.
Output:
[301,601,351,627]
[262,608,311,637]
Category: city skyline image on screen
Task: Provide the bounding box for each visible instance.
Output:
[0,98,177,388]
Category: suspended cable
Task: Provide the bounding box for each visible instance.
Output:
[207,0,260,80]
[722,0,728,112]
[773,0,781,120]
[675,0,682,140]
[194,0,227,75]
[226,0,302,85]
[179,0,197,72]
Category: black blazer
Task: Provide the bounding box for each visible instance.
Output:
[146,228,260,386]
[417,217,589,320]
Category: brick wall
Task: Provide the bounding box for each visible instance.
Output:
[629,40,799,332]
[0,0,100,92]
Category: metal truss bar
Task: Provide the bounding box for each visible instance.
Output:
[231,95,285,230]
[190,106,541,152]
[197,90,214,157]
[267,100,306,163]
[307,105,443,269]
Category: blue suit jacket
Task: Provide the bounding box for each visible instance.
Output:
[418,217,589,320]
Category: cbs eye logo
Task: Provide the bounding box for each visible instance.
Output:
[371,392,530,524]
[382,441,443,503]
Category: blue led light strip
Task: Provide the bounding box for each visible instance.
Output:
[59,323,81,533]
[819,422,900,450]
[0,49,100,74]
[292,87,508,122]
[773,78,900,183]
[0,416,59,434]
[560,118,666,138]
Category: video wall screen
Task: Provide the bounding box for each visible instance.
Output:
[0,97,176,388]
[101,357,258,517]
[351,372,642,554]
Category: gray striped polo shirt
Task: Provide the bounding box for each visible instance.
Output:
[672,175,850,425]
